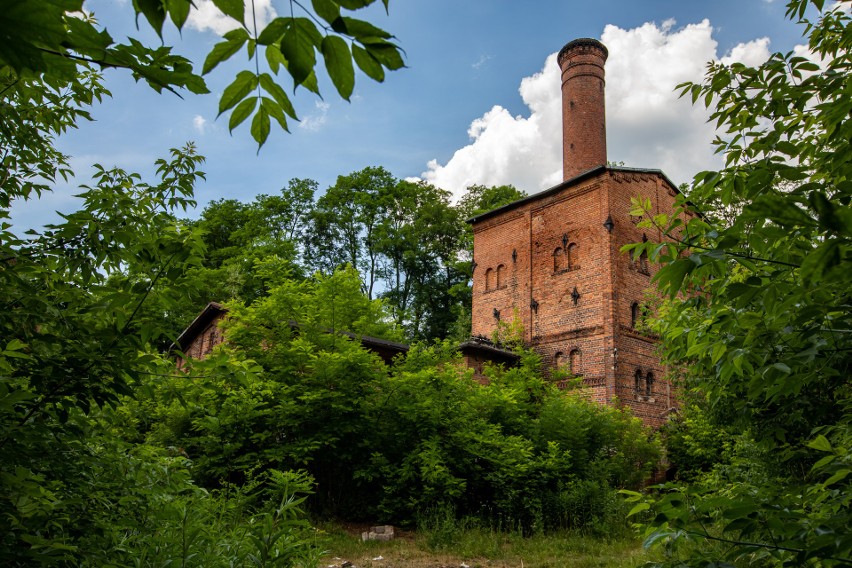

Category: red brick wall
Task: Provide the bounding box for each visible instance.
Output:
[471,168,680,428]
[175,312,226,370]
[559,39,608,179]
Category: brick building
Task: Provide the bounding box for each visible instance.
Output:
[467,38,680,427]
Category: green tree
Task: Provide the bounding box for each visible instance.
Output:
[0,0,404,148]
[624,1,852,565]
[305,166,397,297]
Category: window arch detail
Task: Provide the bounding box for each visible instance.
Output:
[569,349,582,376]
[496,264,506,289]
[567,243,579,270]
[553,247,566,272]
[485,268,494,291]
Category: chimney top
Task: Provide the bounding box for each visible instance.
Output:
[557,38,608,66]
[559,37,608,180]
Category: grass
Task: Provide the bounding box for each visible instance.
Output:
[316,523,658,568]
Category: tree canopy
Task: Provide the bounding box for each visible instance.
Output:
[624,1,851,565]
[0,0,404,148]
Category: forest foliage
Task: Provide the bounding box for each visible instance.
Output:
[2,0,850,566]
[623,0,851,565]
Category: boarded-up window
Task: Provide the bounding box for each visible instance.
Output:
[553,247,566,272]
[567,243,579,270]
[496,264,506,288]
[569,349,582,376]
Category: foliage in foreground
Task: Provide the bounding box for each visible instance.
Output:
[0,0,404,148]
[624,0,852,565]
[125,277,661,533]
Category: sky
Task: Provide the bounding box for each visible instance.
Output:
[12,0,814,229]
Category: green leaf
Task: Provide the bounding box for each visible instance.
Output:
[229,96,257,132]
[218,70,258,116]
[259,74,297,118]
[337,0,377,8]
[133,0,167,36]
[257,17,290,46]
[264,43,287,74]
[321,36,354,100]
[280,19,320,87]
[364,41,404,70]
[627,502,650,517]
[311,0,341,23]
[338,17,392,40]
[211,0,245,23]
[807,435,832,452]
[203,36,248,75]
[352,44,384,81]
[800,239,840,284]
[261,97,289,132]
[165,0,191,29]
[251,103,271,147]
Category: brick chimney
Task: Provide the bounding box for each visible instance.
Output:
[558,38,608,180]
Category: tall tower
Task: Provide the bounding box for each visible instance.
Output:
[468,39,684,428]
[559,38,608,179]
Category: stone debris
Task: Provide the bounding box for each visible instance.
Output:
[361,525,395,542]
[372,556,384,561]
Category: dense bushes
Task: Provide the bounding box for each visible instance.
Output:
[129,269,662,533]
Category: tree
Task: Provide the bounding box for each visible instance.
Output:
[0,0,404,148]
[624,1,851,565]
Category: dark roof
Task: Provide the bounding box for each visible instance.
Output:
[458,338,520,361]
[175,301,226,351]
[466,165,681,225]
[558,38,609,62]
[173,301,409,355]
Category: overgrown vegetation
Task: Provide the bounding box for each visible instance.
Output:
[624,0,852,565]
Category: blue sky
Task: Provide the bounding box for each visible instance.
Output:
[13,0,811,229]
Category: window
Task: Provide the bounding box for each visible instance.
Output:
[554,351,565,368]
[634,369,643,393]
[496,264,506,288]
[631,302,640,328]
[569,349,582,376]
[485,267,494,291]
[553,247,566,272]
[645,372,654,397]
[638,251,649,274]
[567,243,578,270]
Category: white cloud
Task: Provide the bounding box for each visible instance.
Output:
[422,19,792,200]
[472,54,492,70]
[192,115,207,134]
[720,37,771,66]
[299,101,330,131]
[187,0,276,36]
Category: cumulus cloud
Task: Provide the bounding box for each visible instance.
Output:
[299,101,330,131]
[421,18,787,200]
[192,115,207,134]
[187,0,276,35]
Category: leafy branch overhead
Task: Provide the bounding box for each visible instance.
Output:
[0,0,405,148]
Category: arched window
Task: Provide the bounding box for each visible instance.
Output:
[631,302,640,328]
[638,251,649,274]
[553,247,566,272]
[569,349,582,376]
[634,369,643,393]
[554,352,565,368]
[485,268,494,291]
[496,264,506,288]
[567,243,579,270]
[645,372,654,396]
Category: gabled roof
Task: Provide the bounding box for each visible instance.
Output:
[174,301,226,351]
[466,165,681,225]
[173,301,409,358]
[458,337,520,363]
